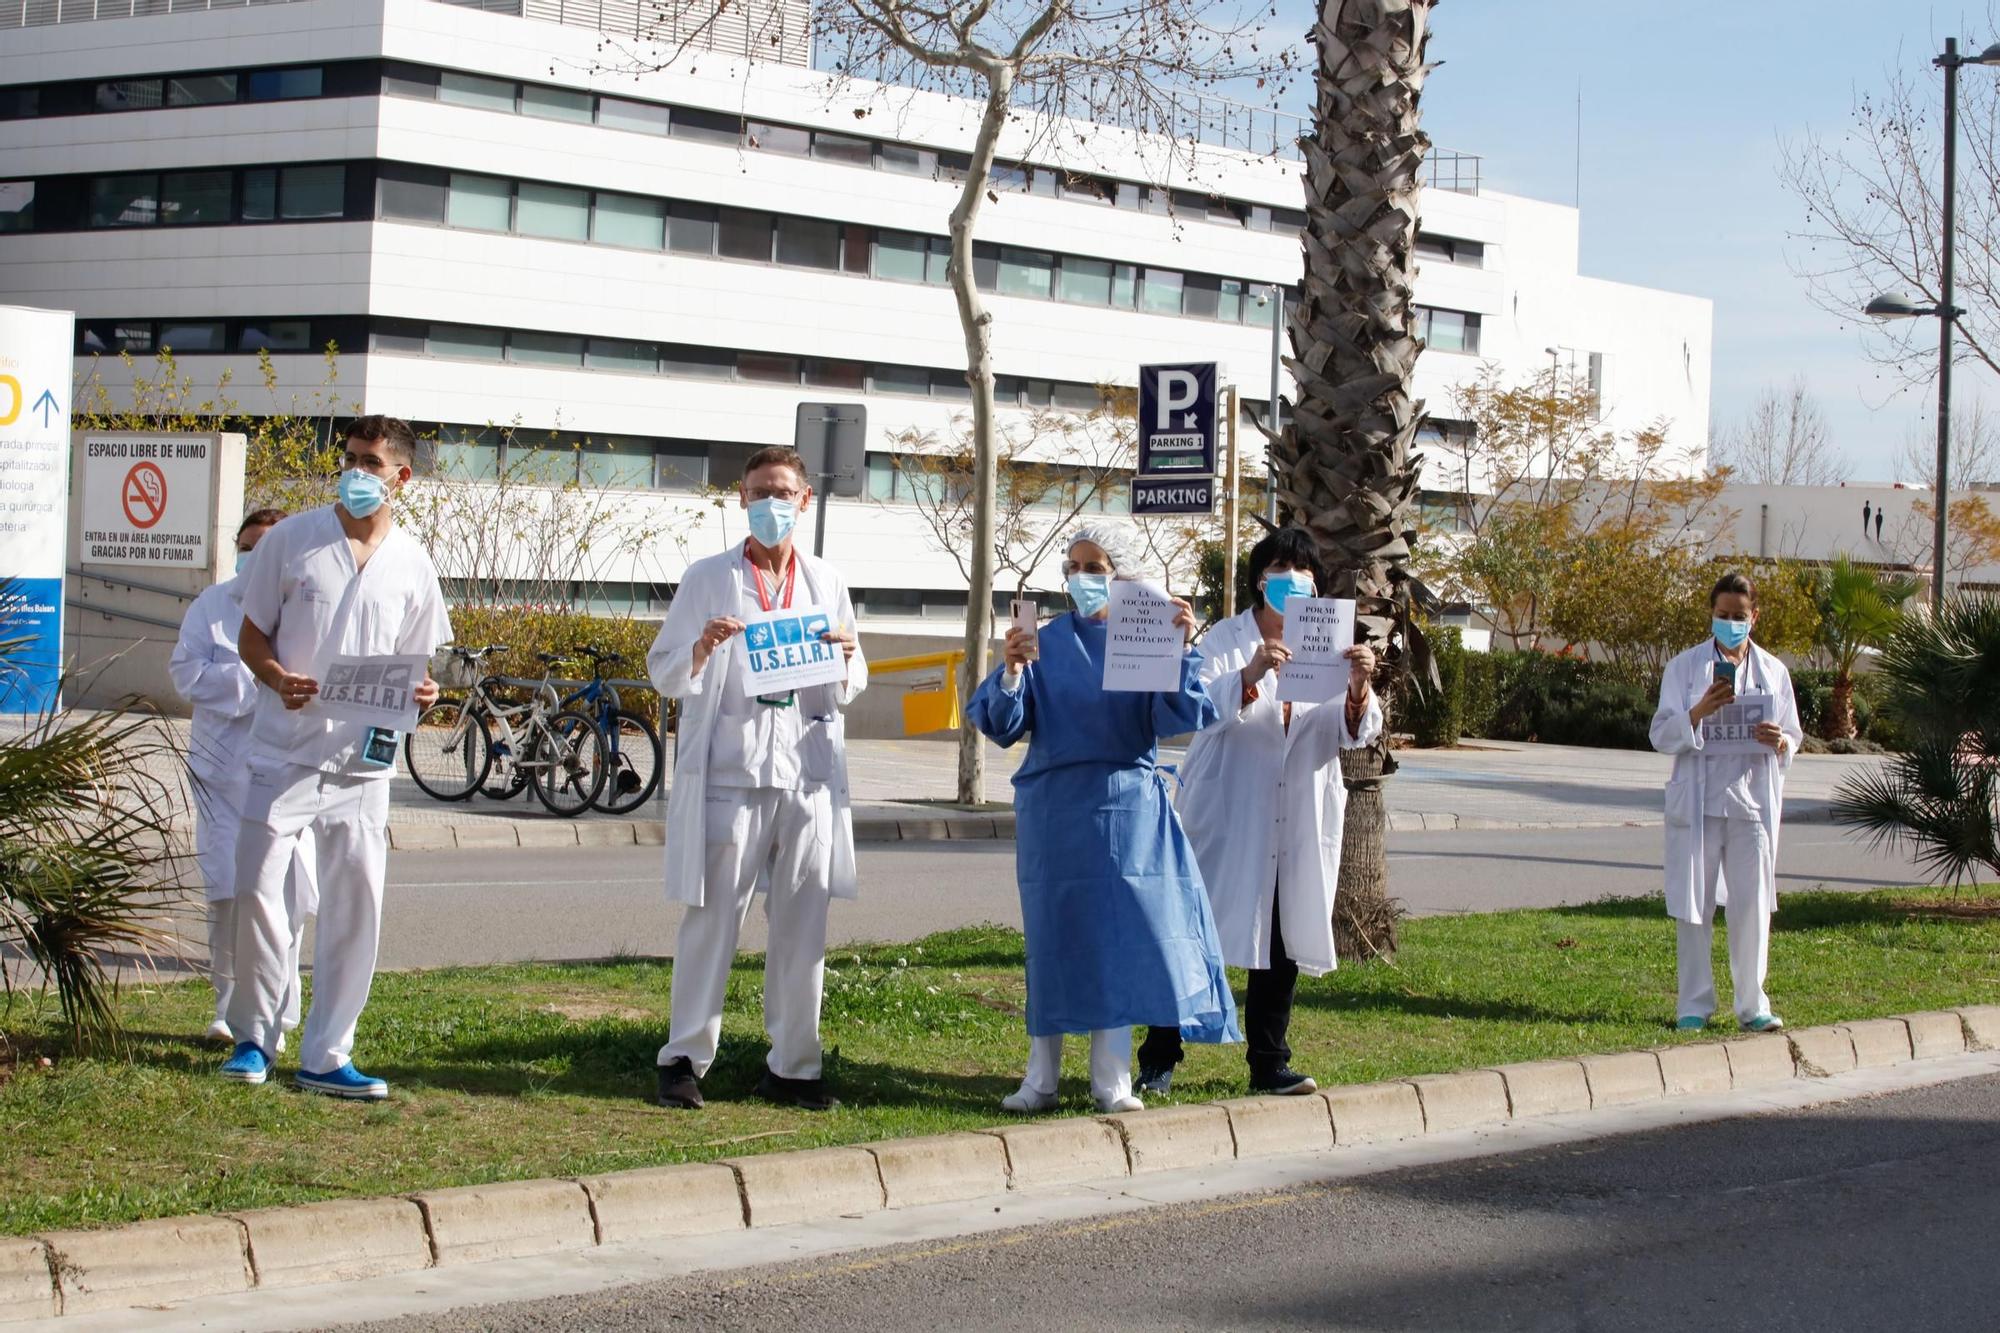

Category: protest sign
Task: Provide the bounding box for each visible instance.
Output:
[1701,692,1776,756]
[314,653,428,731]
[740,603,848,696]
[1103,579,1185,692]
[1276,597,1357,704]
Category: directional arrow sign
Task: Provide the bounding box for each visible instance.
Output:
[31,389,59,428]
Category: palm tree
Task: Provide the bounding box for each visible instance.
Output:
[1266,0,1435,960]
[1,602,186,1048]
[1813,556,1919,740]
[1833,595,2000,885]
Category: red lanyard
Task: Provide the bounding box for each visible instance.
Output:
[747,549,796,612]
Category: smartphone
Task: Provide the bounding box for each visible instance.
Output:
[1714,660,1738,689]
[1010,598,1040,660]
[360,726,399,770]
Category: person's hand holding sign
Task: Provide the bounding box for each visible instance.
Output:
[820,624,857,663]
[414,676,440,710]
[692,616,745,675]
[1753,720,1788,753]
[1690,678,1735,725]
[274,669,318,711]
[1245,638,1291,687]
[1170,596,1197,645]
[1344,643,1376,700]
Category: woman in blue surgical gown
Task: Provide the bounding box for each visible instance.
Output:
[969,522,1240,1113]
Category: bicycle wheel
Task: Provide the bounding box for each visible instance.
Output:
[592,707,664,815]
[479,735,531,801]
[404,701,492,801]
[528,708,608,817]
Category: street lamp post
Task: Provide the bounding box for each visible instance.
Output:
[1865,36,2000,607]
[1266,287,1284,524]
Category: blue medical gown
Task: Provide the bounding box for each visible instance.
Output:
[969,612,1242,1042]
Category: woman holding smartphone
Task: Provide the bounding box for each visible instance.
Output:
[969,522,1239,1113]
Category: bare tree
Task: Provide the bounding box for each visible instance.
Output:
[1712,379,1850,486]
[1779,42,2000,388]
[598,0,1297,803]
[1897,397,2000,487]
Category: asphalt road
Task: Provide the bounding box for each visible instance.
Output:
[351,821,1930,971]
[351,1071,2000,1332]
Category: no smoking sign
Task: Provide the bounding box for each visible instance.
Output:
[121,462,167,530]
[79,434,214,569]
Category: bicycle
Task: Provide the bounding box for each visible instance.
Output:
[404,646,609,817]
[559,646,664,816]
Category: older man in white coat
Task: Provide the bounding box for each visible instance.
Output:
[1649,570,1803,1032]
[649,445,866,1113]
[1138,527,1381,1095]
[168,507,315,1047]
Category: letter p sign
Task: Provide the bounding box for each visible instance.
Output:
[1155,370,1199,429]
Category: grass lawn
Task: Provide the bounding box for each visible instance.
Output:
[3,885,1998,1235]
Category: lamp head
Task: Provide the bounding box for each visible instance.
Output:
[1865,292,1933,320]
[1974,40,2000,65]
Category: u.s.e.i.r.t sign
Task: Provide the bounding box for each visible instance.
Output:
[1133,362,1218,515]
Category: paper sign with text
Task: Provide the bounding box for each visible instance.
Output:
[314,653,428,731]
[1701,691,1775,756]
[1103,579,1185,693]
[1276,597,1358,704]
[740,603,848,696]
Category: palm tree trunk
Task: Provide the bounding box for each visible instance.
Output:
[1269,0,1436,960]
[1828,673,1856,741]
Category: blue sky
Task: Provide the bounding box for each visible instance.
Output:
[1267,1,1995,478]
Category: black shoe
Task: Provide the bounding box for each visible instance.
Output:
[655,1058,703,1109]
[754,1069,841,1112]
[1249,1066,1318,1096]
[1134,1064,1175,1096]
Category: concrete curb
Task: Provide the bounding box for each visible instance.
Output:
[16,1006,1991,1322]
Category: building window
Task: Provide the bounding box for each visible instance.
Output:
[671,106,740,144]
[718,208,774,262]
[586,337,660,373]
[96,79,163,112]
[736,351,800,383]
[1182,274,1222,320]
[88,174,158,227]
[378,164,447,223]
[874,229,928,283]
[593,191,665,249]
[812,131,872,165]
[246,67,323,101]
[1058,256,1113,305]
[663,345,734,378]
[667,202,718,255]
[775,215,841,270]
[370,323,427,355]
[0,87,40,119]
[278,164,345,219]
[447,173,512,231]
[167,74,239,107]
[380,62,439,100]
[522,84,593,124]
[877,143,936,177]
[80,321,153,354]
[437,71,515,112]
[239,320,312,352]
[871,364,930,396]
[1416,232,1485,267]
[515,182,590,241]
[579,441,654,488]
[429,324,506,361]
[508,331,585,366]
[841,225,871,273]
[805,357,867,390]
[930,369,971,401]
[598,96,670,135]
[0,180,33,232]
[158,320,226,352]
[161,170,233,225]
[997,247,1054,299]
[746,120,810,154]
[1140,268,1183,316]
[656,443,707,491]
[1417,306,1481,354]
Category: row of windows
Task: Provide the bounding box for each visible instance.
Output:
[76,315,362,357]
[1,164,352,232]
[0,62,364,120]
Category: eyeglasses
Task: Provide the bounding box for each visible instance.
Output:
[746,486,806,503]
[1061,560,1113,576]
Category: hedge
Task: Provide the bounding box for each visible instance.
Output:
[440,607,665,726]
[1402,624,1466,747]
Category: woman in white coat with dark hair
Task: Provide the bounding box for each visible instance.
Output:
[1137,526,1381,1096]
[1649,570,1803,1033]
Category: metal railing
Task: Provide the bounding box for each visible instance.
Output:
[6,0,307,26]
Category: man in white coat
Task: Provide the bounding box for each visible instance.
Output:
[1137,527,1381,1095]
[169,507,317,1046]
[1649,571,1803,1032]
[223,416,453,1099]
[648,445,866,1112]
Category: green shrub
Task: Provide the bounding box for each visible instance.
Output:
[1468,650,1655,750]
[443,607,665,725]
[1461,646,1499,738]
[1403,625,1465,747]
[1790,667,1835,736]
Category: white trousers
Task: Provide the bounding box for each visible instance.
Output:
[205,898,303,1031]
[230,762,390,1073]
[1020,1028,1134,1105]
[658,786,833,1080]
[1676,815,1773,1022]
[194,771,313,1029]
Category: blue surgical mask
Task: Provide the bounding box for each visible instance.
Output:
[1067,573,1111,618]
[1712,617,1751,650]
[338,468,388,519]
[1262,570,1315,613]
[747,497,797,547]
[234,549,253,577]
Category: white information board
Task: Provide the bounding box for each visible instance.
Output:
[1701,692,1775,756]
[78,433,215,569]
[739,603,847,696]
[1276,597,1357,704]
[0,304,75,713]
[313,653,429,732]
[1103,579,1185,693]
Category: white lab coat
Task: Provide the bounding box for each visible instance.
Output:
[649,541,867,909]
[1649,641,1803,924]
[1174,610,1384,976]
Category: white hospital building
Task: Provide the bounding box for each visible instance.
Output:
[0,0,1714,632]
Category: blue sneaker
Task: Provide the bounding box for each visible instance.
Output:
[219,1042,271,1084]
[295,1063,388,1100]
[1675,1016,1708,1031]
[1741,1013,1786,1033]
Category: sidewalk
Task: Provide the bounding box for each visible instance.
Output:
[85,721,1888,852]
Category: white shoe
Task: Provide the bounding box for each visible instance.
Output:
[1095,1093,1144,1114]
[204,1019,233,1044]
[1001,1086,1057,1113]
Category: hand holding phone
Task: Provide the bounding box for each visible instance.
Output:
[1715,659,1738,688]
[1010,599,1040,661]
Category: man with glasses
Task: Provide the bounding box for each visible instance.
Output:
[647,446,866,1111]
